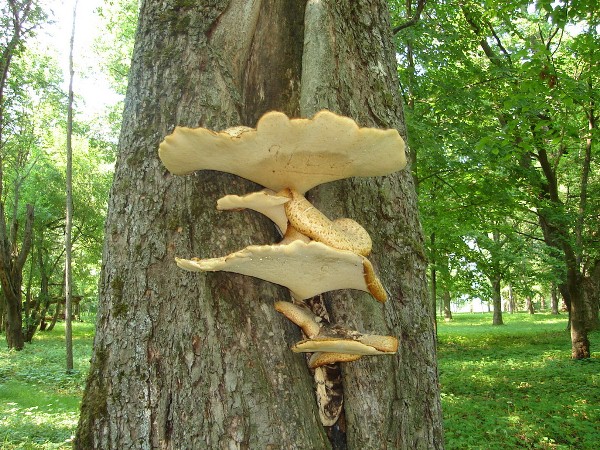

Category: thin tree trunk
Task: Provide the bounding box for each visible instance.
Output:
[28,232,50,335]
[490,230,503,325]
[64,0,78,373]
[0,292,5,332]
[526,296,535,314]
[23,248,34,328]
[582,260,599,330]
[551,282,559,315]
[492,281,504,325]
[45,298,60,332]
[540,294,546,311]
[430,233,438,329]
[76,1,444,448]
[443,289,452,321]
[23,255,42,342]
[507,283,515,313]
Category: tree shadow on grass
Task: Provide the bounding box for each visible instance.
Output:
[0,381,79,449]
[439,348,600,449]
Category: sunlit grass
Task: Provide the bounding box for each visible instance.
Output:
[0,323,94,450]
[438,312,600,449]
[1,315,599,449]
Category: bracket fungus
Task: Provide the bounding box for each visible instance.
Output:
[216,189,290,234]
[175,240,387,302]
[292,333,399,356]
[274,301,397,368]
[217,187,373,256]
[158,110,406,194]
[281,188,373,256]
[158,110,406,428]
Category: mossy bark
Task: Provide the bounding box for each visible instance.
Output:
[76,0,444,448]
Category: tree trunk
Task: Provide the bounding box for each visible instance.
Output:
[0,203,34,349]
[442,289,452,321]
[3,287,23,349]
[36,271,50,332]
[568,263,592,358]
[550,282,559,315]
[507,283,515,313]
[430,241,438,330]
[75,1,444,449]
[536,154,590,357]
[581,260,599,331]
[0,292,5,332]
[64,0,78,373]
[45,298,60,332]
[23,262,42,342]
[491,275,503,325]
[526,296,535,315]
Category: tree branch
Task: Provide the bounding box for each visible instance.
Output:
[460,5,507,68]
[487,21,511,63]
[393,0,426,34]
[15,203,34,271]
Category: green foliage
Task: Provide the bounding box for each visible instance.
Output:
[393,0,600,318]
[0,0,128,340]
[95,0,139,96]
[0,322,94,449]
[439,313,600,449]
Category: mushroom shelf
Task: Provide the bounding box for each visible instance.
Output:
[159,109,406,194]
[175,240,386,302]
[158,109,407,427]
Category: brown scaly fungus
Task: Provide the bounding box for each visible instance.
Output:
[217,187,373,255]
[273,300,398,427]
[274,301,398,369]
[280,188,373,256]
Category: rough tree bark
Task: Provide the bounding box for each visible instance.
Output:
[75,1,444,449]
[0,203,33,349]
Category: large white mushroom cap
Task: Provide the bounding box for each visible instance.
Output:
[175,240,387,301]
[158,110,406,194]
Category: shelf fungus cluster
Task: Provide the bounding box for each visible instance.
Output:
[159,110,406,426]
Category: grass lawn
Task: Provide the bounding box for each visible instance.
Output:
[0,322,94,450]
[438,312,600,449]
[0,314,598,449]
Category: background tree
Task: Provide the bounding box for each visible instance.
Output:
[75,1,444,448]
[393,0,599,357]
[64,0,79,372]
[0,0,45,349]
[0,2,114,346]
